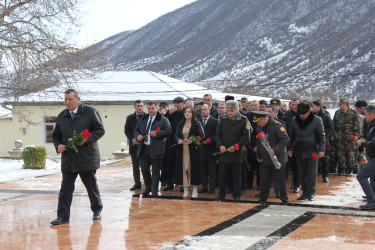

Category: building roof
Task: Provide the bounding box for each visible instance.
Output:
[7,71,275,104]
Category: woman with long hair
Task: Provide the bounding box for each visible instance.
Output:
[175,107,205,198]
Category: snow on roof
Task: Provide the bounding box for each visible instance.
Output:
[11,71,275,103]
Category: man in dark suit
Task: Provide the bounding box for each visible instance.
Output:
[125,100,145,191]
[198,104,219,194]
[134,101,171,196]
[51,89,105,225]
[203,94,218,118]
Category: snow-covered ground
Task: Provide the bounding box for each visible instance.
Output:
[0,157,120,183]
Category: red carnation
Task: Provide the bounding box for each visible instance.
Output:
[312,153,318,160]
[328,145,332,150]
[362,158,367,163]
[197,136,203,141]
[216,160,219,164]
[82,129,91,140]
[235,144,240,151]
[206,138,212,144]
[256,132,265,139]
[156,127,161,133]
[350,134,354,140]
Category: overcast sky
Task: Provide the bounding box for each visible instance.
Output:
[76,0,197,46]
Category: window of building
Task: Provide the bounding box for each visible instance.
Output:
[44,116,57,144]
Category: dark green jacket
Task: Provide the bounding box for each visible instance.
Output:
[215,113,251,164]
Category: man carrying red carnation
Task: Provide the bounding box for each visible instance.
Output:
[288,102,326,201]
[216,100,250,201]
[254,111,290,205]
[198,104,219,194]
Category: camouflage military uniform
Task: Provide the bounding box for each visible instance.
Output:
[332,106,361,175]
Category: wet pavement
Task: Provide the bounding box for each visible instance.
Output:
[0,163,374,249]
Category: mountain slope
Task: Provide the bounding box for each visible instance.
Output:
[91,0,375,101]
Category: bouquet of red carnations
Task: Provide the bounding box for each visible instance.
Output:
[66,129,91,153]
[256,132,281,169]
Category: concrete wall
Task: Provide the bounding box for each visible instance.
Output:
[0,103,139,158]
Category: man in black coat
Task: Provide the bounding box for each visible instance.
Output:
[163,96,185,191]
[203,94,218,118]
[51,89,105,225]
[313,101,333,183]
[288,102,325,201]
[134,101,171,196]
[125,100,145,190]
[216,100,251,201]
[356,105,375,210]
[198,104,219,194]
[254,111,290,205]
[283,98,301,193]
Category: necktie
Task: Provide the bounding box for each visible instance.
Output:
[146,117,153,133]
[203,118,207,126]
[71,112,75,118]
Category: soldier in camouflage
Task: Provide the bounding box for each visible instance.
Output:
[332,98,361,176]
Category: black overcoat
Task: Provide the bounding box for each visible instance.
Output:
[124,111,145,154]
[174,119,205,185]
[199,116,219,162]
[52,104,105,173]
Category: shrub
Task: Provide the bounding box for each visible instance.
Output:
[22,146,47,170]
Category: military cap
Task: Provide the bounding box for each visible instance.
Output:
[270,98,281,106]
[252,111,269,122]
[339,97,349,105]
[159,101,169,107]
[225,100,238,109]
[173,96,185,103]
[241,97,248,102]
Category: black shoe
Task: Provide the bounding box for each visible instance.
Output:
[93,212,101,220]
[258,199,267,205]
[255,192,261,197]
[323,177,329,183]
[360,202,375,210]
[179,187,184,192]
[130,183,141,191]
[293,187,300,193]
[160,181,166,187]
[338,171,345,176]
[240,189,245,195]
[290,184,295,189]
[308,196,314,201]
[152,192,158,197]
[275,192,281,198]
[50,217,69,225]
[217,194,225,201]
[297,195,307,200]
[233,195,241,201]
[281,200,290,205]
[347,170,353,177]
[198,187,208,193]
[226,188,233,194]
[141,189,151,196]
[163,186,173,191]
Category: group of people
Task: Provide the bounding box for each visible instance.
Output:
[49,88,375,225]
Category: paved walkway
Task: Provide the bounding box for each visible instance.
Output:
[0,163,374,249]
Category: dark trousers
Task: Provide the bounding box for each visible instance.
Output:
[58,170,102,220]
[130,150,141,185]
[247,159,260,189]
[258,163,279,194]
[259,164,288,202]
[357,158,375,203]
[296,158,318,196]
[166,146,177,187]
[139,145,163,194]
[201,160,216,189]
[289,156,300,187]
[219,162,241,197]
[320,156,329,178]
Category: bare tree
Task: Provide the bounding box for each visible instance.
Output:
[0,0,98,99]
